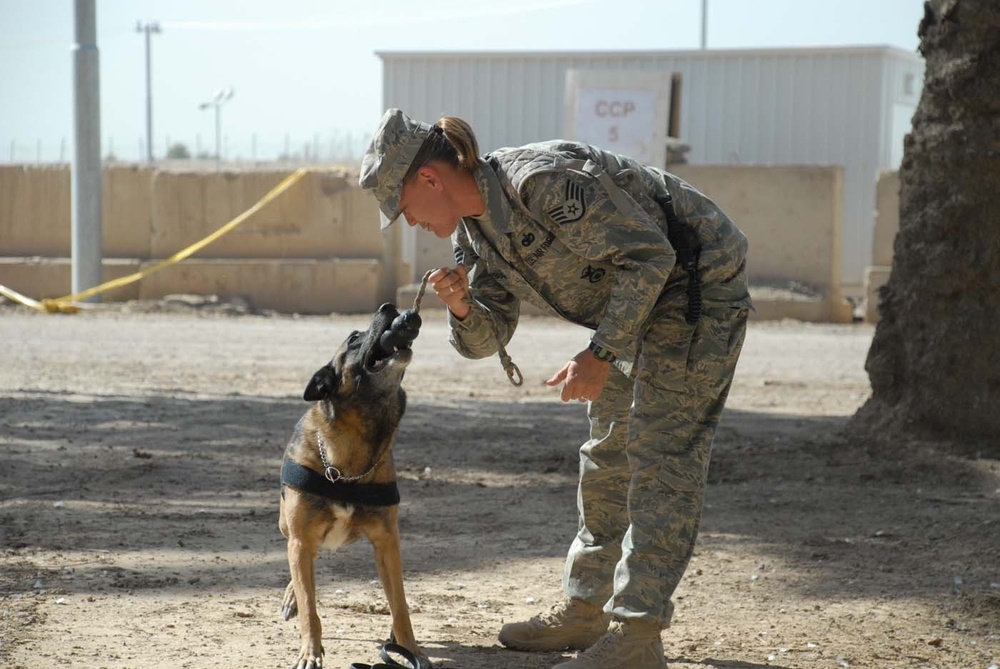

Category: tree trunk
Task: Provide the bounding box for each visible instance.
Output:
[852,0,1000,453]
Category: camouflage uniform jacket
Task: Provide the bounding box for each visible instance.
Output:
[449,141,751,374]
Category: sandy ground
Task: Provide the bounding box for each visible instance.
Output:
[1,300,998,669]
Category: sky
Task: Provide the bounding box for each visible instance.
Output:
[0,0,925,164]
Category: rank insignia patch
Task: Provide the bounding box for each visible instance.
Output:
[546,179,587,224]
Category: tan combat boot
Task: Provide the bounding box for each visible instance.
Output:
[552,619,666,669]
[498,598,610,651]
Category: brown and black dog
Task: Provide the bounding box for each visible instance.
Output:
[278,302,430,669]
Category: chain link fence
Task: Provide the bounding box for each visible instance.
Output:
[3,130,370,169]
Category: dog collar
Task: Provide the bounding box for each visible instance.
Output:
[281,459,401,507]
[318,433,387,484]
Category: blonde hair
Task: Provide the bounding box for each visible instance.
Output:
[404,115,481,179]
[437,116,480,171]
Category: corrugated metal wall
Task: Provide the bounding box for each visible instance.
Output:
[380,47,924,291]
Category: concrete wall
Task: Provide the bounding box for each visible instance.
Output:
[0,257,142,302]
[1,165,155,257]
[872,170,900,267]
[1,164,873,322]
[1,166,72,256]
[147,170,382,260]
[0,166,386,313]
[673,165,842,285]
[675,165,849,322]
[0,166,382,260]
[408,164,851,322]
[865,170,900,323]
[137,258,381,314]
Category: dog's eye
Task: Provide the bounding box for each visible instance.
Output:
[347,331,362,345]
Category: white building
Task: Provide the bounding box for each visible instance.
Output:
[378,46,924,296]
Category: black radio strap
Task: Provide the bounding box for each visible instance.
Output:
[655,193,703,325]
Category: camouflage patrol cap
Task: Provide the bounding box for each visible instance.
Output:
[359,108,435,229]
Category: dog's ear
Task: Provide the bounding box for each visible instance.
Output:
[303,365,338,402]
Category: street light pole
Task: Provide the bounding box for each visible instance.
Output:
[700,0,708,50]
[214,104,221,168]
[135,20,161,163]
[199,87,235,171]
[73,0,103,300]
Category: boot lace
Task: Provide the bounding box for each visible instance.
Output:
[534,600,576,626]
[577,620,626,659]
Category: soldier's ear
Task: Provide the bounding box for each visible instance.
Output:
[303,365,339,402]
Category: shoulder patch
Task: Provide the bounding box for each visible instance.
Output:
[546,179,587,224]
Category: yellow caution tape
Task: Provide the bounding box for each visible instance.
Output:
[0,283,45,310]
[0,167,311,314]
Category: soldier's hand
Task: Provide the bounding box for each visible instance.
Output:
[546,349,610,403]
[428,265,470,319]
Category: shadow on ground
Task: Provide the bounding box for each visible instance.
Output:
[1,391,998,623]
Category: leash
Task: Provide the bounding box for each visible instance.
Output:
[434,249,523,386]
[349,641,431,669]
[378,264,524,386]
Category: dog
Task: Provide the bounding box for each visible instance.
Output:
[278,302,430,669]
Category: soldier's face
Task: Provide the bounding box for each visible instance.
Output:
[399,166,459,238]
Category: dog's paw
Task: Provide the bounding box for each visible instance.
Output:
[289,653,322,669]
[281,582,298,621]
[290,643,324,669]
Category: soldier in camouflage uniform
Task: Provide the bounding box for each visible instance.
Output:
[360,108,751,669]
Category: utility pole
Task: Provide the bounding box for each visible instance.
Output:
[72,0,103,300]
[136,20,161,163]
[700,0,708,50]
[199,87,235,171]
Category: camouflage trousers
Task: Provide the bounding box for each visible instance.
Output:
[562,298,748,628]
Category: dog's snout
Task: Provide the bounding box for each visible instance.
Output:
[378,302,396,313]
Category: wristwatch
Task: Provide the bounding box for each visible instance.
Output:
[588,341,616,363]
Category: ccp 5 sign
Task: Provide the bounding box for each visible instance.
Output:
[575,88,657,162]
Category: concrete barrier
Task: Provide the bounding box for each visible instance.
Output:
[0,257,142,302]
[0,166,156,258]
[104,166,155,257]
[0,166,387,314]
[672,166,842,289]
[148,170,382,259]
[137,258,381,314]
[0,164,865,322]
[673,165,851,323]
[863,171,900,323]
[872,171,900,268]
[865,265,892,324]
[0,167,383,260]
[0,166,72,256]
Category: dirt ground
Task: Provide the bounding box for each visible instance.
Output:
[1,299,998,669]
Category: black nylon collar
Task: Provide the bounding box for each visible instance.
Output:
[281,459,400,507]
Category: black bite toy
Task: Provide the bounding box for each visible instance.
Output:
[377,308,422,356]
